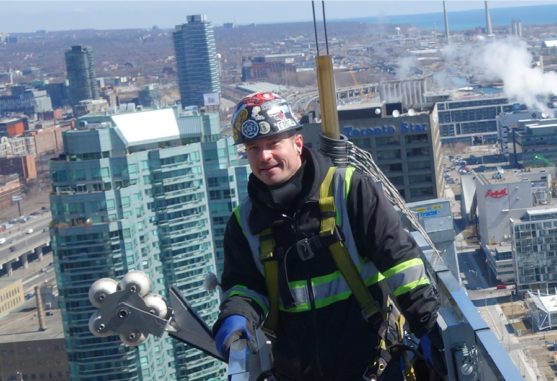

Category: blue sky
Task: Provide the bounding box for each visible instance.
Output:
[1,1,555,33]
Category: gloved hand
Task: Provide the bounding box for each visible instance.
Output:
[416,325,447,377]
[418,334,433,367]
[214,315,256,357]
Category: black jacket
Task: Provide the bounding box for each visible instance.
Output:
[215,147,439,380]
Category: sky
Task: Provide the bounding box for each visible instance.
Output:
[0,0,556,33]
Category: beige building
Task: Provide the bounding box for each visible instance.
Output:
[0,279,24,317]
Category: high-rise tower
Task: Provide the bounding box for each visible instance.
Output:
[50,107,248,381]
[64,45,98,105]
[173,15,221,109]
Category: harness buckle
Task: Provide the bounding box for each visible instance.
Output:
[362,348,391,381]
[295,238,315,261]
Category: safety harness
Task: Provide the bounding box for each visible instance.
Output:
[227,165,429,380]
[256,166,415,381]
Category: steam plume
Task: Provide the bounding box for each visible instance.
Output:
[443,38,557,112]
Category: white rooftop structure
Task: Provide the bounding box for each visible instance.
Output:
[542,40,557,48]
[112,108,180,146]
[528,290,557,331]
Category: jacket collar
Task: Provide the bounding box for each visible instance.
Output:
[247,147,332,234]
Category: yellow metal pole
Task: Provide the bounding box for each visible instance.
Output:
[315,55,340,140]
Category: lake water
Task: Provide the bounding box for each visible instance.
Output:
[351,4,557,31]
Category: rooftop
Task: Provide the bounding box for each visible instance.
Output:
[473,166,554,185]
[0,304,64,344]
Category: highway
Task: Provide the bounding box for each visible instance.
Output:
[0,212,52,273]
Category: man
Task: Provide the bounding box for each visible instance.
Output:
[213,92,439,380]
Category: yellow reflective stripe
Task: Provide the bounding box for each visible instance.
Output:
[382,258,424,279]
[282,290,353,312]
[393,277,431,297]
[319,167,337,233]
[279,263,386,313]
[288,262,384,290]
[288,269,341,289]
[225,285,269,315]
[344,166,355,201]
[282,301,311,312]
[233,206,241,224]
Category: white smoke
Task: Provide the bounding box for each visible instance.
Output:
[442,38,557,112]
[396,56,420,80]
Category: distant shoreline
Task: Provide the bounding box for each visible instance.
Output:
[332,4,557,31]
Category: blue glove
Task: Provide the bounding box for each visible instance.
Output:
[418,334,433,367]
[214,315,254,357]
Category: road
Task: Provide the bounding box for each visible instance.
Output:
[0,213,52,269]
[458,248,492,290]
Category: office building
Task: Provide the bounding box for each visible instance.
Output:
[0,87,52,117]
[462,166,556,283]
[512,209,557,293]
[64,45,99,106]
[308,103,444,202]
[512,118,557,168]
[173,15,220,108]
[437,96,515,145]
[0,293,70,381]
[496,108,544,156]
[49,107,248,380]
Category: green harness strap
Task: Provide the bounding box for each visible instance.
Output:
[319,167,381,321]
[258,227,279,333]
[259,166,380,332]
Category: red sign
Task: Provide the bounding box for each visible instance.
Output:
[485,188,508,198]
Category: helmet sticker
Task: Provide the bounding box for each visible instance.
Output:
[259,121,271,134]
[276,118,297,130]
[234,108,248,130]
[241,119,259,139]
[251,106,266,121]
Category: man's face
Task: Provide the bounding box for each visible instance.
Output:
[245,133,303,186]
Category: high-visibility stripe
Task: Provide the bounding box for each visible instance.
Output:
[278,262,385,313]
[223,285,269,314]
[383,258,428,296]
[344,166,356,201]
[382,258,424,279]
[393,277,431,297]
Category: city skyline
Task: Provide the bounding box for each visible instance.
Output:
[1,0,555,33]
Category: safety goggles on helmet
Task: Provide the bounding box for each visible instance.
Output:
[232,92,301,145]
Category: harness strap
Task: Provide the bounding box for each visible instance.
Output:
[259,227,279,333]
[319,166,381,320]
